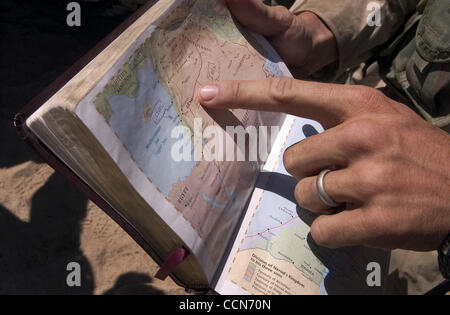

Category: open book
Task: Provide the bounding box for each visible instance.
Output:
[17,0,390,294]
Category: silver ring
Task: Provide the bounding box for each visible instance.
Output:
[316,169,340,208]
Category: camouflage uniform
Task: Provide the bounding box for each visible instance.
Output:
[287,0,450,131]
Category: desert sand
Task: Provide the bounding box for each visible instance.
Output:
[0,160,444,295]
[0,161,186,294]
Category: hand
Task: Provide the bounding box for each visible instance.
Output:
[197,78,450,251]
[225,0,338,77]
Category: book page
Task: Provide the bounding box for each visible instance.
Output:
[215,117,391,295]
[74,0,292,282]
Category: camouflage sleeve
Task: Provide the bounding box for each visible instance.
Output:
[290,0,419,77]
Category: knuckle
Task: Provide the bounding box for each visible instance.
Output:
[282,145,296,175]
[359,117,383,137]
[357,163,392,196]
[349,86,387,110]
[271,6,294,29]
[342,118,382,153]
[267,77,295,104]
[310,218,332,247]
[294,180,307,205]
[230,80,243,105]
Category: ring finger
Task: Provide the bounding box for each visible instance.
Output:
[294,168,362,213]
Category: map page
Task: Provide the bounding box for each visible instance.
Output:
[216,117,390,295]
[215,117,327,294]
[75,0,291,280]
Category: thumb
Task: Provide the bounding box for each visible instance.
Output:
[225,0,294,37]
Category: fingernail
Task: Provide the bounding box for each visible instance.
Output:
[199,85,218,102]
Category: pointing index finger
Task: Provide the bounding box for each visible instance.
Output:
[198,78,366,128]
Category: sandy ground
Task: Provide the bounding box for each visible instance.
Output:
[0,161,186,294]
[0,0,445,295]
[0,161,444,295]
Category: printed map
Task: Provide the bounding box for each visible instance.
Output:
[227,120,327,294]
[92,0,286,263]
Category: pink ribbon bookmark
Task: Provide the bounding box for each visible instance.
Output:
[155,247,190,280]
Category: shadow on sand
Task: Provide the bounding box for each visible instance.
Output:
[0,0,165,295]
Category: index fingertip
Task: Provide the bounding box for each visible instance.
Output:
[198,84,219,106]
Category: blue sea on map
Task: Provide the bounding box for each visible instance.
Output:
[108,59,197,197]
[264,59,284,78]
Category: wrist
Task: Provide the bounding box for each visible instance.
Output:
[297,11,338,74]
